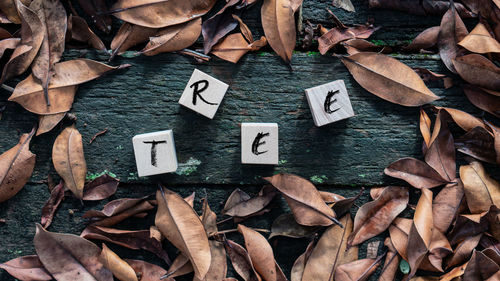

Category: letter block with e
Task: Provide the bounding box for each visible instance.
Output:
[132,130,178,177]
[305,80,355,127]
[178,69,229,119]
[241,123,279,165]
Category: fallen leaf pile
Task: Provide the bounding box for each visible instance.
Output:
[0,0,500,280]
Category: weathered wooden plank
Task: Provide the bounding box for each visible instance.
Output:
[0,50,484,186]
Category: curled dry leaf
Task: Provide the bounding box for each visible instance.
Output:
[81,225,170,264]
[165,254,193,278]
[290,240,315,281]
[222,185,277,221]
[432,181,464,233]
[347,186,408,246]
[455,126,496,163]
[404,26,440,52]
[36,112,66,136]
[238,224,276,281]
[201,0,242,54]
[269,213,320,239]
[432,106,487,132]
[318,24,379,55]
[302,215,358,281]
[0,132,36,203]
[388,217,412,261]
[463,250,500,280]
[224,239,261,281]
[155,188,211,280]
[212,34,267,64]
[83,174,119,201]
[453,54,500,90]
[458,22,500,54]
[341,52,440,106]
[334,256,383,281]
[125,260,171,281]
[110,23,157,57]
[99,244,138,281]
[447,233,482,269]
[1,0,43,83]
[407,188,433,280]
[41,180,65,228]
[34,224,113,281]
[440,262,468,281]
[140,18,201,56]
[424,110,456,181]
[110,0,217,28]
[69,15,106,51]
[437,1,468,74]
[30,0,67,104]
[420,108,432,149]
[52,125,86,199]
[261,0,296,64]
[342,39,392,55]
[0,0,30,23]
[0,38,20,58]
[332,0,355,12]
[460,161,500,214]
[83,196,155,227]
[384,157,449,189]
[419,229,452,272]
[379,238,400,281]
[0,255,52,281]
[10,59,130,114]
[463,86,500,118]
[264,173,338,226]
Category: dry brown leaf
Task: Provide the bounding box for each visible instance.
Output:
[318,24,379,55]
[238,224,276,281]
[29,0,67,105]
[165,254,193,278]
[459,22,500,54]
[460,161,500,214]
[302,214,358,281]
[125,260,170,281]
[447,233,482,269]
[222,185,277,221]
[420,108,432,149]
[110,23,156,58]
[140,18,202,56]
[261,0,296,64]
[419,229,452,272]
[83,196,155,227]
[424,110,456,181]
[0,255,52,281]
[34,224,113,281]
[155,188,211,280]
[224,239,261,281]
[463,85,500,118]
[80,225,170,264]
[110,0,217,28]
[40,180,65,228]
[52,125,87,199]
[432,181,464,233]
[99,244,138,281]
[437,1,468,74]
[455,126,496,163]
[1,0,43,83]
[0,38,20,58]
[0,131,35,203]
[463,250,500,280]
[342,39,392,55]
[341,52,440,106]
[407,188,433,280]
[453,54,500,90]
[440,262,468,281]
[37,112,66,136]
[69,15,106,50]
[10,59,129,114]
[334,256,383,281]
[83,174,119,201]
[432,106,487,132]
[384,157,449,189]
[290,240,315,281]
[0,0,30,24]
[404,26,440,52]
[212,34,267,63]
[264,173,339,226]
[379,238,400,281]
[347,186,408,246]
[388,217,412,261]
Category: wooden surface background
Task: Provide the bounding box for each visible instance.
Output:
[0,0,496,280]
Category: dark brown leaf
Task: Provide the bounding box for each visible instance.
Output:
[222,185,277,221]
[432,181,464,233]
[318,24,379,54]
[384,157,449,189]
[463,85,500,118]
[83,196,155,226]
[424,110,456,181]
[41,180,65,228]
[0,255,52,281]
[455,126,496,163]
[437,1,468,74]
[453,54,500,90]
[83,174,119,201]
[224,239,261,281]
[463,250,500,280]
[404,26,440,52]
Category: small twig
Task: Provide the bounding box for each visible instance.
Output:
[89,128,108,144]
[216,217,233,225]
[176,49,211,61]
[1,84,14,93]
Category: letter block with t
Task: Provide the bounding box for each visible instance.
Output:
[179,69,229,119]
[241,123,279,165]
[132,130,178,177]
[305,80,355,127]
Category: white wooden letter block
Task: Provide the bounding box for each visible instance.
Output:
[178,69,229,119]
[305,80,355,127]
[132,130,178,177]
[241,123,278,165]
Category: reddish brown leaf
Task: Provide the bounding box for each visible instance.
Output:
[463,250,500,280]
[388,217,412,261]
[432,106,487,132]
[347,186,408,246]
[453,54,500,90]
[222,185,277,221]
[41,180,65,228]
[437,1,468,74]
[83,196,155,226]
[447,233,482,269]
[318,24,379,55]
[99,244,138,281]
[384,157,449,189]
[404,26,440,52]
[269,213,320,239]
[334,255,384,281]
[224,239,261,281]
[0,255,52,281]
[379,238,400,281]
[455,126,496,163]
[83,174,119,201]
[432,181,464,233]
[460,161,500,214]
[463,85,500,118]
[238,224,276,281]
[424,110,456,181]
[261,0,296,64]
[125,260,169,281]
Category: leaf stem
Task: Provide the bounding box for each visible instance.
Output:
[210,228,269,237]
[1,84,14,93]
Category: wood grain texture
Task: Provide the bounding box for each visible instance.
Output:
[0,50,490,186]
